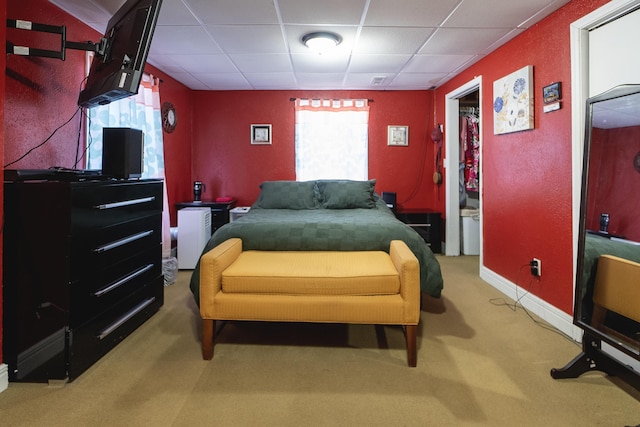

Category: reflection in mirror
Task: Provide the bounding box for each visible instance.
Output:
[551,85,640,390]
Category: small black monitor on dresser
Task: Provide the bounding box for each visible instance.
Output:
[102,127,144,179]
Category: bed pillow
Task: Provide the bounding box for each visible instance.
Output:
[316,179,376,209]
[252,180,318,209]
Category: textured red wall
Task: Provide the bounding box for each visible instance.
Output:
[5,0,98,169]
[588,127,640,240]
[191,90,438,209]
[434,0,609,314]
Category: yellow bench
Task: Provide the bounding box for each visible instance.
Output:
[199,238,421,366]
[592,255,640,348]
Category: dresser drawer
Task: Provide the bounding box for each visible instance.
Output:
[70,214,161,276]
[71,184,162,234]
[67,277,164,381]
[69,247,161,327]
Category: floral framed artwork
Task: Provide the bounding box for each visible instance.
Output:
[251,124,272,145]
[493,65,534,135]
[388,125,409,146]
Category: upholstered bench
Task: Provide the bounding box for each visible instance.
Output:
[199,238,421,366]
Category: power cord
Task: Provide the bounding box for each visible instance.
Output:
[490,263,577,345]
[4,106,82,168]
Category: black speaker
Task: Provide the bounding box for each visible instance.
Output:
[102,127,144,179]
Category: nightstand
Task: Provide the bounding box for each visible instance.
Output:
[395,210,442,254]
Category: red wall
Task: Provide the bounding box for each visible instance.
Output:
[587,126,640,240]
[434,0,609,313]
[191,90,438,209]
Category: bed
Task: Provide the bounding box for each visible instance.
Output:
[189,179,444,303]
[579,232,640,323]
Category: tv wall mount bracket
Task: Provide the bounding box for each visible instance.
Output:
[6,19,107,60]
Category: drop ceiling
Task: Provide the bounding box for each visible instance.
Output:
[49,0,571,91]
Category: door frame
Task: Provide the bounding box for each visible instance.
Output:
[444,76,482,258]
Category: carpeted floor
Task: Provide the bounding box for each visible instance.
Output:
[0,255,638,426]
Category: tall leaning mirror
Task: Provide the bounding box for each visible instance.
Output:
[551,84,640,390]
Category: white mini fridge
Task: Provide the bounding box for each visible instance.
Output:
[178,207,212,269]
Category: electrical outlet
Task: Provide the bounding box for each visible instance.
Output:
[530,258,541,277]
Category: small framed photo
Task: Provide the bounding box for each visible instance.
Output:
[388,125,409,146]
[543,82,562,105]
[251,124,272,145]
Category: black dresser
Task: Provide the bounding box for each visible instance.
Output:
[3,179,164,382]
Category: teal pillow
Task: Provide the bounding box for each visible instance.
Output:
[316,179,376,209]
[252,180,318,209]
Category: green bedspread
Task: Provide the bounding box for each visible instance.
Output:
[579,233,640,321]
[189,198,444,303]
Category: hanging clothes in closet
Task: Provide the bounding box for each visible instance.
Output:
[460,107,480,192]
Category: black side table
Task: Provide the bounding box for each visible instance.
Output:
[176,201,236,232]
[395,210,442,254]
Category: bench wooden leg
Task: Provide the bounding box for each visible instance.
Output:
[202,319,215,360]
[406,324,417,367]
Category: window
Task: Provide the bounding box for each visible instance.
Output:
[86,74,164,179]
[294,99,369,181]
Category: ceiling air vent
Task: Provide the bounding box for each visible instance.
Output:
[371,76,386,85]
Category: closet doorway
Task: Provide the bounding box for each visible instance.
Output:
[444,77,482,258]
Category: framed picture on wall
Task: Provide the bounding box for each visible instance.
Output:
[493,65,534,135]
[251,124,272,145]
[543,82,562,104]
[388,125,409,146]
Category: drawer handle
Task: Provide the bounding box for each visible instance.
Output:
[97,297,156,340]
[93,196,156,210]
[93,230,153,253]
[93,264,154,297]
[407,224,432,227]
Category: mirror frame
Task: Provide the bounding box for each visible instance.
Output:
[552,84,640,390]
[575,84,640,361]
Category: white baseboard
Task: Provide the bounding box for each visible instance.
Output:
[479,265,583,341]
[0,363,8,394]
[480,265,640,373]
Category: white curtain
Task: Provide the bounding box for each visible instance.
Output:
[295,99,369,181]
[86,74,171,258]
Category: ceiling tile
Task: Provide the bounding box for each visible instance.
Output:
[278,0,367,25]
[444,0,568,28]
[244,73,298,90]
[354,27,435,55]
[291,53,351,74]
[184,0,280,24]
[175,54,238,74]
[419,28,512,55]
[149,26,222,55]
[348,54,412,73]
[206,25,287,54]
[404,54,476,73]
[364,0,459,27]
[156,0,200,26]
[229,54,293,73]
[193,72,253,90]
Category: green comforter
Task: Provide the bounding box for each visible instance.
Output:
[579,233,640,321]
[189,199,444,303]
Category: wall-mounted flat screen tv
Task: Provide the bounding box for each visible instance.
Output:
[78,0,162,108]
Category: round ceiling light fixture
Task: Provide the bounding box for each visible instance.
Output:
[302,31,342,53]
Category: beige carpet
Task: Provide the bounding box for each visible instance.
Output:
[0,256,638,426]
